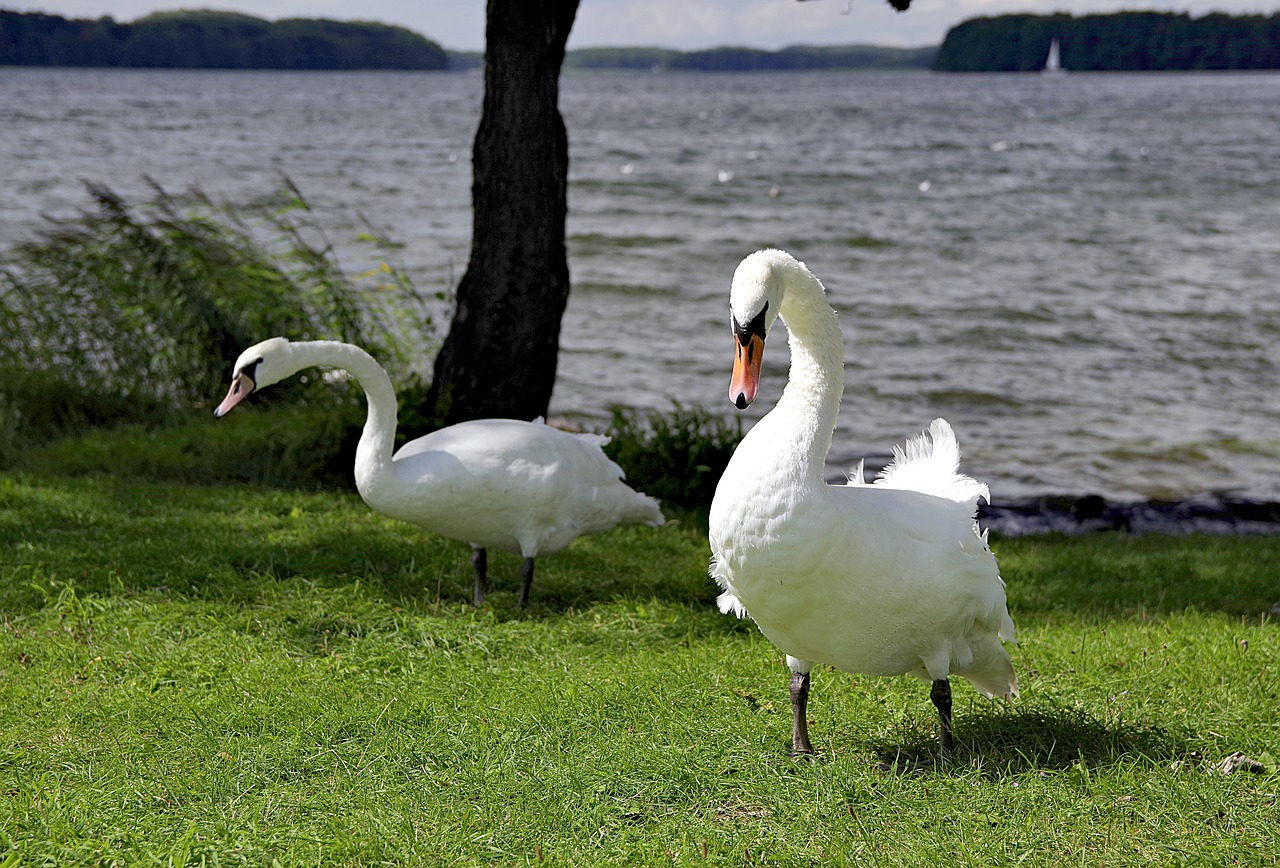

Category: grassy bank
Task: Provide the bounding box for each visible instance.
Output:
[2,471,1278,865]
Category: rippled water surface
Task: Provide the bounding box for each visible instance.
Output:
[3,68,1278,501]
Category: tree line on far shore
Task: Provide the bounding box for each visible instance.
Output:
[0,9,448,70]
[934,11,1280,72]
[0,8,938,72]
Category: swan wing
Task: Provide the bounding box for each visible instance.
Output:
[820,485,1015,691]
[386,418,661,556]
[395,418,621,477]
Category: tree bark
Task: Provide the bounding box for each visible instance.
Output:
[425,0,581,425]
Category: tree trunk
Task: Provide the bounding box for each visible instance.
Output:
[425,0,581,425]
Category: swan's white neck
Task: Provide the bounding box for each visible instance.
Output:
[768,266,845,482]
[282,340,398,493]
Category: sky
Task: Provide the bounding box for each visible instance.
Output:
[8,0,1280,51]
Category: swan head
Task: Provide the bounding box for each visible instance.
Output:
[727,249,789,409]
[213,337,295,417]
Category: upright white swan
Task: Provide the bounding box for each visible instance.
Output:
[708,250,1017,757]
[215,338,664,607]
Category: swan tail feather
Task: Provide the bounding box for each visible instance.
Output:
[960,605,1020,697]
[627,492,666,527]
[966,659,1020,699]
[873,418,989,505]
[939,631,1018,698]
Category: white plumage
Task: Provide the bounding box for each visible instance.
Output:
[708,249,1016,756]
[215,338,664,607]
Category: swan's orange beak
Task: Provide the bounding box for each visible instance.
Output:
[730,334,763,410]
[214,372,255,418]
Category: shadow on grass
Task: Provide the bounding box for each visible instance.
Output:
[0,474,715,611]
[867,700,1189,776]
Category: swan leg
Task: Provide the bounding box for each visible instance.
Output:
[471,546,488,607]
[517,557,535,609]
[930,678,954,756]
[789,670,815,756]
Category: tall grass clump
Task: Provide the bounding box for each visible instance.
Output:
[0,178,435,447]
[602,400,743,513]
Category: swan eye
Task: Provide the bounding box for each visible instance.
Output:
[238,358,263,384]
[732,302,769,344]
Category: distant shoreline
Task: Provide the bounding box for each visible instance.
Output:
[0,7,936,73]
[6,8,1280,73]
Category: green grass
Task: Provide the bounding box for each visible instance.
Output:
[2,472,1279,865]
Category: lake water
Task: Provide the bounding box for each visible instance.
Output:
[3,68,1278,503]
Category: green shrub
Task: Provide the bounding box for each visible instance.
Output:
[601,400,744,513]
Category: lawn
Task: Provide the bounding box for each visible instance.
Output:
[2,472,1278,865]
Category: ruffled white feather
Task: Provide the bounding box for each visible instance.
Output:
[869,418,990,505]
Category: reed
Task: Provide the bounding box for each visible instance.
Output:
[0,180,433,446]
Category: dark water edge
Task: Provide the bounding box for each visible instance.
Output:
[980,493,1280,537]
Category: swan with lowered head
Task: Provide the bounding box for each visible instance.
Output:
[215,338,665,607]
[708,250,1016,757]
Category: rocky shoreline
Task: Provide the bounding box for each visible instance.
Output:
[978,493,1280,537]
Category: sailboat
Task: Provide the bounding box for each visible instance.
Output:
[1042,37,1066,76]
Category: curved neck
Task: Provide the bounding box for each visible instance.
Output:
[772,267,845,481]
[285,340,398,487]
